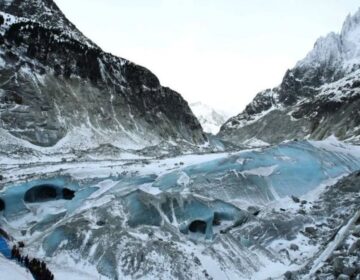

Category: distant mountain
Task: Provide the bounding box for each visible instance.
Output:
[219,8,360,146]
[0,0,206,153]
[190,102,229,134]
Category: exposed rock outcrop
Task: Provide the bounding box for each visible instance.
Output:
[219,9,360,146]
[0,0,206,151]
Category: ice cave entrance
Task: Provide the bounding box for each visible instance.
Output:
[0,198,4,211]
[24,185,75,203]
[188,220,207,234]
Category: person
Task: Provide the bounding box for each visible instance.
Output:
[11,245,16,259]
[24,255,29,267]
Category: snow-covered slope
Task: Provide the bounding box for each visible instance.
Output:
[0,0,206,154]
[190,102,229,134]
[219,8,360,146]
[0,255,33,280]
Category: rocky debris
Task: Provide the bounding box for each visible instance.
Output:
[290,244,299,251]
[337,275,350,280]
[304,226,317,235]
[291,195,300,203]
[247,206,261,216]
[284,271,295,279]
[286,171,360,279]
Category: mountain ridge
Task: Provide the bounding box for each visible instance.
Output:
[219,8,360,146]
[190,102,229,135]
[0,0,206,153]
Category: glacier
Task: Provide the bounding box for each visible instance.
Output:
[1,138,360,279]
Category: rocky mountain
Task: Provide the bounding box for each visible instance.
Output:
[190,102,229,134]
[0,0,206,153]
[219,8,360,146]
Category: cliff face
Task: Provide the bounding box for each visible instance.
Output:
[0,0,206,150]
[219,9,360,146]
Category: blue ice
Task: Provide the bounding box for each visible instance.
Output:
[153,141,360,201]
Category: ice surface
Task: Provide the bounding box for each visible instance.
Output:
[1,139,360,279]
[153,141,360,205]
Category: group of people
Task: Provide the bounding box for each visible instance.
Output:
[11,244,54,280]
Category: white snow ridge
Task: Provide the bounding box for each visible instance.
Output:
[190,102,230,134]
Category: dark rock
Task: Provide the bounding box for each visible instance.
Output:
[291,195,300,203]
[290,244,299,251]
[193,256,201,266]
[0,228,10,240]
[305,226,317,235]
[349,239,360,254]
[0,0,206,149]
[284,271,294,279]
[247,206,261,216]
[334,257,345,275]
[298,209,306,215]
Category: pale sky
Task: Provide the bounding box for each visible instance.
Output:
[55,0,359,115]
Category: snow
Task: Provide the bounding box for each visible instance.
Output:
[0,255,33,280]
[190,102,230,134]
[242,138,270,148]
[297,7,360,73]
[309,135,360,157]
[240,165,277,177]
[225,96,282,131]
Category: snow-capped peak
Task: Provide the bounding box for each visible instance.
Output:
[341,7,360,37]
[190,102,230,135]
[297,7,360,72]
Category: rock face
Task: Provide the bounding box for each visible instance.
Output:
[0,0,205,150]
[219,8,360,146]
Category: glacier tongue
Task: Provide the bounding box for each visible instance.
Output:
[0,139,360,279]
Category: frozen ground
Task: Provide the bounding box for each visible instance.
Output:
[0,137,360,279]
[0,254,33,279]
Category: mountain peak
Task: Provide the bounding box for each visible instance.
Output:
[220,7,360,145]
[295,8,360,82]
[190,102,229,134]
[0,0,98,48]
[341,7,360,37]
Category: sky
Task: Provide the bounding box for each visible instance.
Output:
[54,0,360,116]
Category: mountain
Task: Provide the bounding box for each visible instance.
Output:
[0,0,206,154]
[190,102,229,134]
[1,3,360,280]
[219,8,360,146]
